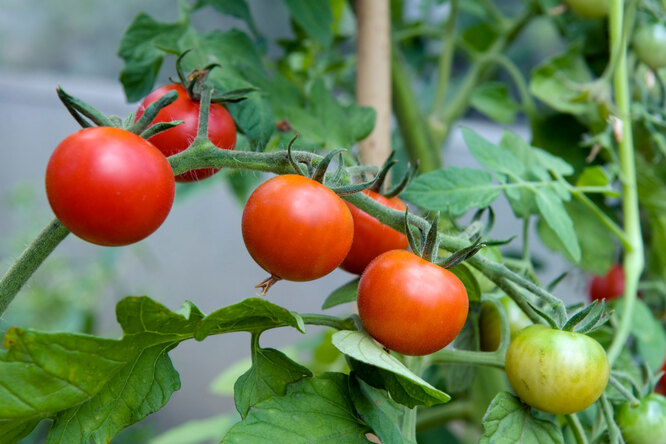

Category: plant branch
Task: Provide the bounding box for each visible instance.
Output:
[416,401,475,432]
[566,413,589,444]
[0,219,70,315]
[432,0,459,115]
[300,313,356,331]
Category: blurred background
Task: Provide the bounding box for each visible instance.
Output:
[0,0,581,442]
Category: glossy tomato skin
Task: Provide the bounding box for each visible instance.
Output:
[506,324,610,415]
[136,83,236,182]
[357,250,469,356]
[656,361,666,396]
[633,23,666,70]
[45,127,175,246]
[339,190,408,275]
[241,174,353,282]
[616,394,666,444]
[565,0,608,18]
[589,264,625,301]
[479,296,532,352]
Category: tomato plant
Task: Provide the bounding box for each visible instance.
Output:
[135,83,236,182]
[589,264,626,301]
[479,295,532,351]
[616,393,666,444]
[565,0,609,19]
[633,23,666,70]
[339,189,408,274]
[357,249,468,356]
[241,174,353,284]
[45,127,175,246]
[505,325,610,414]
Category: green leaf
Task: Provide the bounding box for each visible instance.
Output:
[402,167,500,216]
[117,13,187,102]
[223,373,371,443]
[462,127,524,176]
[322,278,360,309]
[576,166,611,188]
[448,263,481,302]
[529,45,595,117]
[193,0,261,38]
[480,392,564,444]
[616,299,666,372]
[284,0,334,46]
[470,82,519,124]
[439,315,480,394]
[499,130,573,178]
[0,418,41,443]
[47,344,180,443]
[234,346,312,418]
[332,331,450,408]
[150,413,239,444]
[195,298,306,340]
[535,188,581,262]
[537,199,615,274]
[226,93,275,151]
[349,375,415,444]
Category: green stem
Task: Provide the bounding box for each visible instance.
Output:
[300,314,355,331]
[607,0,644,366]
[484,53,538,122]
[430,348,505,369]
[401,356,425,442]
[0,219,70,315]
[522,217,530,262]
[566,413,589,444]
[391,44,441,172]
[431,0,458,114]
[608,374,641,406]
[600,394,622,444]
[570,189,630,249]
[416,401,475,432]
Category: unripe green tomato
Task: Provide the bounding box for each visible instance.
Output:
[633,23,666,70]
[479,296,532,351]
[565,0,608,19]
[616,394,666,444]
[506,325,610,415]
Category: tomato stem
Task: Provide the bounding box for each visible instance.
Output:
[401,355,425,441]
[254,275,281,297]
[0,219,69,316]
[430,348,505,369]
[565,413,589,444]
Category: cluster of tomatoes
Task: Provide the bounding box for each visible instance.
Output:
[45,83,237,246]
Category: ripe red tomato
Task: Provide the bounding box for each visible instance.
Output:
[589,264,625,301]
[135,83,236,182]
[357,250,469,356]
[339,190,408,275]
[656,361,666,396]
[505,325,609,415]
[241,174,354,282]
[45,127,175,246]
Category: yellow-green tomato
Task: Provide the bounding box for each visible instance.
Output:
[616,394,666,444]
[565,0,608,19]
[479,296,532,351]
[633,23,666,70]
[506,325,610,415]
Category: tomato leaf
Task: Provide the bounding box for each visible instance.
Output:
[402,167,500,216]
[223,373,371,443]
[332,330,451,408]
[535,187,581,262]
[448,263,481,302]
[234,346,312,418]
[349,375,416,444]
[193,0,261,38]
[480,392,565,444]
[615,299,666,372]
[194,298,306,340]
[462,127,525,176]
[117,14,187,102]
[0,419,42,443]
[322,278,360,309]
[284,0,334,47]
[470,82,520,125]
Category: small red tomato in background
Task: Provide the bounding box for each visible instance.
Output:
[589,264,625,301]
[135,83,236,182]
[241,174,354,284]
[657,361,666,396]
[357,250,469,356]
[339,189,408,275]
[45,127,175,246]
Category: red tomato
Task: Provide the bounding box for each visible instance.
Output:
[241,174,354,282]
[589,264,625,301]
[339,190,409,275]
[657,361,666,396]
[45,127,175,246]
[357,250,469,356]
[135,83,236,182]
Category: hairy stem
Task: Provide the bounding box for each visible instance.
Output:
[0,219,70,315]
